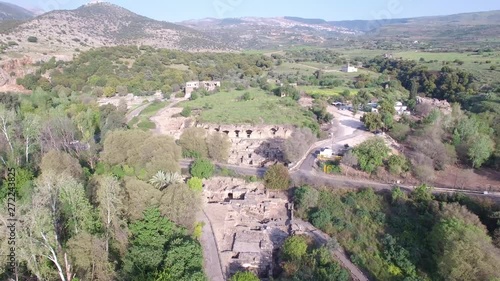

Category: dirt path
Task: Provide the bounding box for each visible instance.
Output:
[198,209,225,281]
[149,97,188,137]
[125,102,152,123]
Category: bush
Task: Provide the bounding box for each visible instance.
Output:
[264,164,291,190]
[27,36,38,43]
[387,154,409,175]
[230,271,259,281]
[282,235,308,261]
[353,138,390,174]
[180,106,191,117]
[240,92,253,101]
[187,177,203,192]
[190,158,214,179]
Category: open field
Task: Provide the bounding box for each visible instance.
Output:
[299,86,361,96]
[179,88,316,125]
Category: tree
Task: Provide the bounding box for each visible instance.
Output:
[387,154,409,175]
[282,235,308,261]
[158,183,201,229]
[230,271,259,281]
[391,187,407,204]
[283,127,317,163]
[96,175,127,255]
[27,36,38,43]
[390,123,411,141]
[468,134,494,168]
[430,204,500,281]
[362,112,384,132]
[353,138,390,174]
[180,106,191,117]
[67,232,116,281]
[40,150,83,180]
[263,163,291,190]
[102,130,181,179]
[294,185,319,211]
[207,132,231,162]
[179,127,208,159]
[187,177,203,192]
[17,173,94,281]
[148,171,182,190]
[411,184,434,203]
[190,158,215,179]
[122,208,184,278]
[21,113,41,165]
[0,104,17,165]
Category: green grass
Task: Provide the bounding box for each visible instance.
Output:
[392,51,500,84]
[299,86,362,97]
[140,101,168,117]
[179,88,316,125]
[137,120,156,130]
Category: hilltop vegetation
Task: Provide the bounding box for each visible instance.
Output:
[17,45,273,94]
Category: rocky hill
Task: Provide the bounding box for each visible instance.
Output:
[0,2,230,54]
[0,1,34,20]
[180,16,358,49]
[181,10,500,50]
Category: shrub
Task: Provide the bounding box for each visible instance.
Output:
[27,36,38,43]
[264,164,291,190]
[180,106,191,117]
[187,177,203,192]
[230,271,259,281]
[190,158,214,179]
[353,138,390,174]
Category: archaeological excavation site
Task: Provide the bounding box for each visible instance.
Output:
[202,177,293,279]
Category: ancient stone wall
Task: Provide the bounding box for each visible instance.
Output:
[196,124,293,140]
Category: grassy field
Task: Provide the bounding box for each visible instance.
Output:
[337,48,500,85]
[299,86,361,97]
[179,88,316,125]
[393,51,500,84]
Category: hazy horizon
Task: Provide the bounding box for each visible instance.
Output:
[5,0,500,22]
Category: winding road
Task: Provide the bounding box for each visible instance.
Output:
[175,103,500,280]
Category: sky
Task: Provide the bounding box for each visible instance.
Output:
[8,0,500,22]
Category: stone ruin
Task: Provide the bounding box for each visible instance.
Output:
[197,124,293,167]
[203,178,292,279]
[416,96,452,115]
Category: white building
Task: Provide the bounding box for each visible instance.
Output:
[341,63,358,73]
[319,148,334,158]
[395,102,409,115]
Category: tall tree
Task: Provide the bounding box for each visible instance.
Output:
[96,175,128,255]
[264,164,291,190]
[21,113,41,165]
[207,132,231,162]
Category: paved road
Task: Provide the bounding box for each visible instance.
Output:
[125,102,153,123]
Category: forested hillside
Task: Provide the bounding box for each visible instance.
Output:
[0,90,206,280]
[17,46,273,94]
[295,186,500,280]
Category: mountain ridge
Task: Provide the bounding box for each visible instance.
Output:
[0,1,35,20]
[0,2,232,54]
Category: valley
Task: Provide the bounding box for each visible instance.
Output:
[0,1,499,281]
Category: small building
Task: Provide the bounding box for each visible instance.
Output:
[341,63,358,73]
[394,102,409,115]
[184,80,221,96]
[319,148,334,158]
